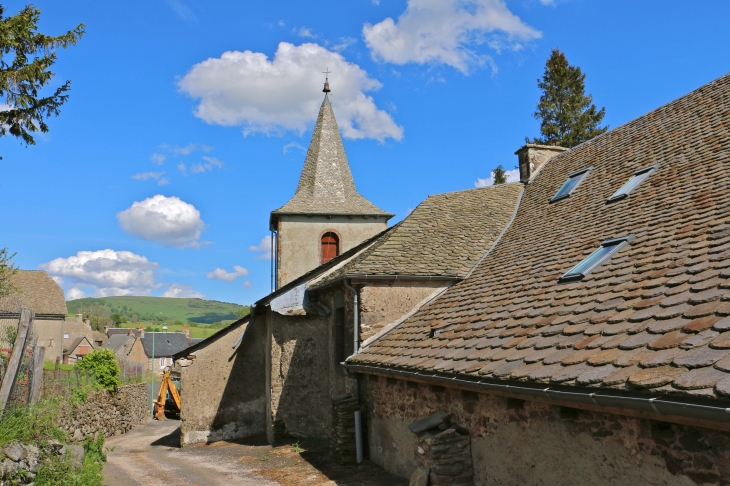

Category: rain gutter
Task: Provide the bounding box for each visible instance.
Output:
[345,364,730,424]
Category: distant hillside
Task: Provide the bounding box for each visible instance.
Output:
[66,296,249,324]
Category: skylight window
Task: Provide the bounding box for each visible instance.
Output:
[608,165,658,202]
[550,167,592,202]
[560,235,635,282]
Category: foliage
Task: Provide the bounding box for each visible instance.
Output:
[233,307,250,320]
[528,49,608,148]
[0,400,65,446]
[292,441,304,453]
[492,165,507,185]
[86,305,112,332]
[43,361,74,371]
[0,5,84,148]
[69,383,91,406]
[35,434,105,486]
[0,247,18,298]
[75,349,121,391]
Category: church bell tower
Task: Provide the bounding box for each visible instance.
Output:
[269,77,393,289]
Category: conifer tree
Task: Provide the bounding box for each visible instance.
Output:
[528,49,607,148]
[0,5,84,147]
[492,165,507,185]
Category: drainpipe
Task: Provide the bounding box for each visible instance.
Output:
[342,279,363,464]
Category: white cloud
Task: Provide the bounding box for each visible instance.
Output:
[207,265,249,282]
[40,249,159,297]
[474,168,520,187]
[166,0,196,21]
[159,143,213,156]
[332,37,357,52]
[296,27,317,39]
[283,142,306,154]
[249,235,272,260]
[190,156,224,174]
[66,287,85,300]
[363,0,541,73]
[177,163,187,175]
[242,281,253,289]
[162,283,204,298]
[132,172,168,186]
[178,42,403,142]
[278,20,285,27]
[117,195,206,248]
[150,153,167,165]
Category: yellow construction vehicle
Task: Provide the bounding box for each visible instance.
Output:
[154,369,181,420]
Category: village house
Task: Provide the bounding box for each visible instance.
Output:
[348,73,730,485]
[173,85,527,446]
[177,72,730,485]
[62,311,94,361]
[0,270,66,362]
[143,332,192,376]
[63,336,94,365]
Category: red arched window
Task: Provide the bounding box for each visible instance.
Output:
[321,232,339,264]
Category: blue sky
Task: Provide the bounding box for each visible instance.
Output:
[1,0,728,305]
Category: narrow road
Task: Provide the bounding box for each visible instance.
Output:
[103,419,276,486]
[103,419,408,486]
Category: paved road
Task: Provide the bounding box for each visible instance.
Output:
[103,419,276,486]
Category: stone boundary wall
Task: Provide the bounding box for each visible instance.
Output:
[57,383,149,442]
[331,395,367,464]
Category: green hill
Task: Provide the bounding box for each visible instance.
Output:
[66,296,249,324]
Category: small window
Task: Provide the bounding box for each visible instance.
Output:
[63,333,69,339]
[560,235,635,282]
[550,167,592,202]
[321,232,339,264]
[608,165,658,202]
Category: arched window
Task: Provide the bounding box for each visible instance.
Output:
[321,232,339,264]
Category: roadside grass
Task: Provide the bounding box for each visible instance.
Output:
[43,361,75,371]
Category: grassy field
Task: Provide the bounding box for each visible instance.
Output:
[116,322,222,339]
[67,296,249,325]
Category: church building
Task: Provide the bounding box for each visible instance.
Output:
[269,79,393,288]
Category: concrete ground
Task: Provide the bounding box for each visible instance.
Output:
[103,419,409,486]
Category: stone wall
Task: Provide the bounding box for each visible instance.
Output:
[276,215,387,287]
[358,281,449,344]
[57,383,148,442]
[179,318,266,446]
[363,374,730,485]
[331,395,366,464]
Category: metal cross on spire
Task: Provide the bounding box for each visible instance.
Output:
[322,68,331,93]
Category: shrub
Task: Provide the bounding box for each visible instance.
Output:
[76,349,121,391]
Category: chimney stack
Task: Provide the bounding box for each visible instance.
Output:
[516,144,569,183]
[138,325,144,339]
[183,325,190,338]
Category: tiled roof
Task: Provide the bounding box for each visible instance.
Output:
[103,334,132,353]
[351,73,730,401]
[0,271,66,315]
[64,336,92,354]
[271,95,392,218]
[315,183,523,285]
[64,322,92,342]
[141,333,192,358]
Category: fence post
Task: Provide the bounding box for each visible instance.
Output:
[29,346,46,404]
[0,307,34,412]
[85,369,89,385]
[74,368,80,387]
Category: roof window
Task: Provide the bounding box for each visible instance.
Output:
[608,165,658,202]
[560,235,635,282]
[550,167,592,202]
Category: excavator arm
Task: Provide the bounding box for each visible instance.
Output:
[154,369,181,420]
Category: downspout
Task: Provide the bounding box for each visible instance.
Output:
[342,279,363,464]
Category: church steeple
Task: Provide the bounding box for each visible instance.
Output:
[269,79,393,288]
[271,84,391,219]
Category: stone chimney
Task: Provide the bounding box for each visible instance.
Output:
[516,144,569,183]
[138,325,144,339]
[182,325,190,338]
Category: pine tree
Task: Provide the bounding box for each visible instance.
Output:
[528,49,607,148]
[0,6,84,148]
[493,165,507,185]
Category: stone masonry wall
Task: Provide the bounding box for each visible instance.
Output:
[57,383,148,442]
[331,395,367,464]
[363,374,730,485]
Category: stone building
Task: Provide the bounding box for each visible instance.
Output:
[347,73,730,485]
[63,336,94,364]
[270,84,393,288]
[175,181,524,445]
[0,270,66,362]
[141,332,192,376]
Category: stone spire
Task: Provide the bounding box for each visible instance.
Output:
[271,93,392,217]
